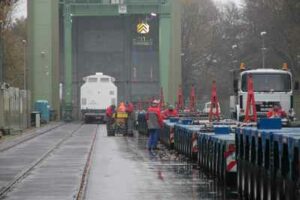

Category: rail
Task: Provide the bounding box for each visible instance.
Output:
[0,123,64,153]
[0,123,84,198]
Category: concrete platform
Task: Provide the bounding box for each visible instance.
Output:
[1,124,238,200]
[85,127,238,200]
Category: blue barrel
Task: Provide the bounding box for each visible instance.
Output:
[35,100,50,123]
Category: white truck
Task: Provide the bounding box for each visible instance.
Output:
[230,66,297,122]
[203,102,221,115]
[80,72,117,123]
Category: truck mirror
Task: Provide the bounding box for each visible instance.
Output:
[233,79,238,93]
[294,81,299,90]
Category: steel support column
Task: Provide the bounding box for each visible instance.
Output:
[159,14,171,102]
[63,5,73,121]
[169,0,182,104]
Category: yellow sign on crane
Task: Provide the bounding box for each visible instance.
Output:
[137,22,150,34]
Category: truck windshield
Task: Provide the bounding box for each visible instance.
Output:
[241,73,291,92]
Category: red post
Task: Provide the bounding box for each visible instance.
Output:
[159,87,165,109]
[149,97,154,107]
[209,81,220,122]
[244,74,257,122]
[189,85,196,112]
[176,85,184,111]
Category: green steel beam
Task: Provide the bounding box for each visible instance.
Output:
[60,0,181,120]
[169,0,182,104]
[52,1,60,120]
[63,4,73,121]
[28,0,60,114]
[60,0,169,16]
[60,0,166,6]
[70,5,162,16]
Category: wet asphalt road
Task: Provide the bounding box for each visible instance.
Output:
[85,126,238,200]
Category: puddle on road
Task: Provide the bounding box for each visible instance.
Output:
[133,134,239,200]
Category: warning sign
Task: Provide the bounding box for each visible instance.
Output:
[137,22,150,34]
[118,4,127,14]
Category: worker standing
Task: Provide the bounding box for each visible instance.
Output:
[267,104,287,118]
[126,102,135,136]
[162,105,178,119]
[117,102,126,112]
[146,99,163,151]
[106,105,116,136]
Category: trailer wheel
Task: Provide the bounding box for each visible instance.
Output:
[248,165,255,200]
[242,162,248,197]
[285,180,296,200]
[266,176,273,200]
[237,161,243,195]
[259,171,266,200]
[275,173,283,200]
[253,167,260,200]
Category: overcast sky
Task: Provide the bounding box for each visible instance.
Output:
[13,0,27,19]
[213,0,244,7]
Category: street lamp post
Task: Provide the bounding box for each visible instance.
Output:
[232,44,238,67]
[260,31,267,68]
[22,39,27,90]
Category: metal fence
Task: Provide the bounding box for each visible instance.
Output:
[0,87,31,134]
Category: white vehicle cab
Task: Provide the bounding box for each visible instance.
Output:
[80,72,117,123]
[230,64,297,121]
[203,102,221,115]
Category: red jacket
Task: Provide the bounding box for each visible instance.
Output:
[106,106,115,117]
[126,103,134,113]
[162,109,178,119]
[267,108,287,118]
[146,106,163,128]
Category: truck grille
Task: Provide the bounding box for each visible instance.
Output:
[255,101,279,112]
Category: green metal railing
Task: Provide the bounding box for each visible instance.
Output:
[60,0,167,5]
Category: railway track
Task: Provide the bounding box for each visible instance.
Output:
[0,122,65,153]
[0,123,90,199]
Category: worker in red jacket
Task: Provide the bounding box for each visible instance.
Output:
[126,102,135,136]
[106,105,116,135]
[126,102,134,113]
[162,105,178,119]
[267,104,287,118]
[106,104,116,118]
[146,99,163,150]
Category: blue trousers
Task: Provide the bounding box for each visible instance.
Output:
[148,129,159,149]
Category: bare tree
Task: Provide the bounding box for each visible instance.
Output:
[0,0,26,88]
[182,0,245,115]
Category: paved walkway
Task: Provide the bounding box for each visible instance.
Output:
[85,127,238,200]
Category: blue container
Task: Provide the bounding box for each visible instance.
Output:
[214,126,231,135]
[180,118,193,125]
[257,118,282,129]
[35,100,50,123]
[169,117,179,123]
